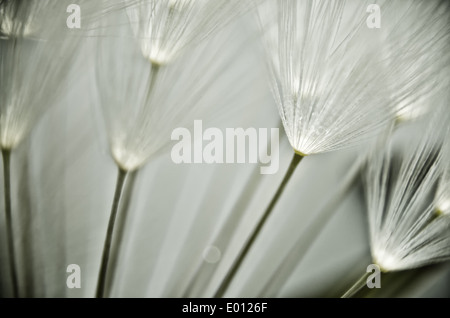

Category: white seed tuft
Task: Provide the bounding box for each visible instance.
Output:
[365,106,450,272]
[257,0,394,156]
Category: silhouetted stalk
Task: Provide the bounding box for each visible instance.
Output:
[96,166,128,298]
[2,149,18,298]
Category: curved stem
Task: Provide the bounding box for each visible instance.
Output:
[214,152,304,297]
[95,166,128,298]
[2,149,18,298]
[341,270,371,298]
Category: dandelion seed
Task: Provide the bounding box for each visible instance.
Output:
[0,0,83,297]
[0,0,84,150]
[271,2,450,295]
[342,106,450,297]
[259,0,393,156]
[95,0,257,172]
[260,2,450,295]
[380,0,450,121]
[214,0,394,297]
[125,0,256,66]
[93,5,258,297]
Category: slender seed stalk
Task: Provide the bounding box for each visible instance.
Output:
[96,166,128,298]
[148,62,160,102]
[260,155,363,297]
[95,62,156,299]
[341,270,372,298]
[95,54,158,299]
[214,152,304,298]
[2,148,18,298]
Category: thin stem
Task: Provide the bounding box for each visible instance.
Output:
[2,149,18,298]
[148,62,160,101]
[259,154,363,297]
[95,166,128,298]
[183,164,262,297]
[214,152,304,298]
[341,270,372,298]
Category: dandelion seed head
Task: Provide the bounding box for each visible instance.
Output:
[126,0,254,65]
[394,101,430,123]
[381,0,450,121]
[96,13,259,171]
[0,104,29,150]
[0,1,81,150]
[372,247,402,273]
[143,45,172,66]
[258,0,393,156]
[111,142,147,172]
[365,110,450,272]
[436,199,450,216]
